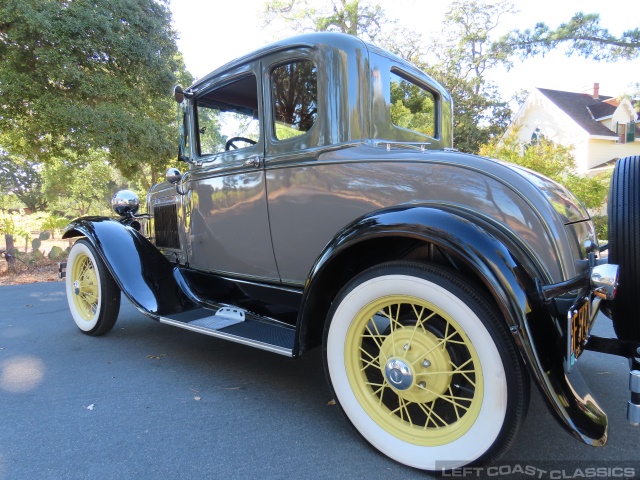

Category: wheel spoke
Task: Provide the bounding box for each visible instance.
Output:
[413,306,436,333]
[379,305,396,356]
[364,323,385,350]
[360,355,380,372]
[359,346,378,363]
[420,399,448,428]
[448,386,461,421]
[377,383,388,405]
[411,327,459,366]
[403,305,436,358]
[417,382,472,413]
[78,259,88,279]
[400,397,414,426]
[450,358,476,387]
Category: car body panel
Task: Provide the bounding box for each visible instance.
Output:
[62,218,195,316]
[298,206,606,445]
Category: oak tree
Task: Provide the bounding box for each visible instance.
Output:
[0,0,191,189]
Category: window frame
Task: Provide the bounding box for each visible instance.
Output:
[388,67,440,142]
[193,70,262,161]
[268,57,319,144]
[617,122,627,144]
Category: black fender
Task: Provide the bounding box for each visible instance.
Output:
[63,217,195,316]
[299,205,607,446]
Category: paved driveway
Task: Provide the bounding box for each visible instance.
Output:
[0,282,638,479]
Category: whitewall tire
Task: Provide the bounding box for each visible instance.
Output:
[323,262,528,471]
[65,239,120,336]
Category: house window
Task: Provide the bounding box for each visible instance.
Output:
[628,120,636,143]
[617,122,627,144]
[531,127,545,145]
[271,60,318,141]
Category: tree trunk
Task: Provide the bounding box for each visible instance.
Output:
[4,233,16,273]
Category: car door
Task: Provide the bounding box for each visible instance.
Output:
[185,62,279,281]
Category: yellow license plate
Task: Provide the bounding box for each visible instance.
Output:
[566,298,590,372]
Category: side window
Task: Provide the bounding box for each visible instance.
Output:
[195,74,260,156]
[271,60,318,141]
[390,71,436,138]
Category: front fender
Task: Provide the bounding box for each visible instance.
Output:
[63,217,195,316]
[299,206,607,446]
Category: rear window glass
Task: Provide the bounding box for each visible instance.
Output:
[390,71,436,138]
[271,60,318,140]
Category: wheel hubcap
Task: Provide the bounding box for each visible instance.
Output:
[384,358,413,390]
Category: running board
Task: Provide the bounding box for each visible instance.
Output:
[159,307,295,357]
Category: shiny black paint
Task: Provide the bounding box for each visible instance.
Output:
[63,217,303,325]
[179,269,302,325]
[63,218,195,316]
[298,205,607,445]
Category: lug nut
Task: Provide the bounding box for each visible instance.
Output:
[418,381,426,388]
[403,344,411,351]
[422,360,431,368]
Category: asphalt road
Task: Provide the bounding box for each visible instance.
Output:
[1,281,639,480]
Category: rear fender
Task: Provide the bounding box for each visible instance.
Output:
[63,217,195,316]
[299,206,607,446]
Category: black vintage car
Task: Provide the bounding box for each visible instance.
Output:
[61,33,640,471]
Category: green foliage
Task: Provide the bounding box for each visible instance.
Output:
[31,238,42,251]
[390,76,435,137]
[263,0,385,41]
[0,0,192,191]
[1,211,66,243]
[262,0,515,154]
[479,130,610,209]
[0,215,17,236]
[591,215,608,242]
[0,151,48,212]
[48,246,65,261]
[40,213,68,239]
[41,153,125,217]
[421,0,515,153]
[497,12,640,61]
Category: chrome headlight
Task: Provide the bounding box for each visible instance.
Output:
[111,190,140,217]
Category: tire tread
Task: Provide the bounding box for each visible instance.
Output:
[609,156,640,341]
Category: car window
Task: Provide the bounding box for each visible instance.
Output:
[390,71,436,138]
[271,60,318,141]
[195,74,260,156]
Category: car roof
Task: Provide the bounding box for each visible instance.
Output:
[188,32,369,92]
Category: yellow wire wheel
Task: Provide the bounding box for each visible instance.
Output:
[345,295,483,446]
[70,252,100,321]
[65,239,121,336]
[324,262,528,471]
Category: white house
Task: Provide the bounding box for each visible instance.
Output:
[508,83,639,174]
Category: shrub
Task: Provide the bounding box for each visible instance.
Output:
[48,246,65,261]
[592,215,608,243]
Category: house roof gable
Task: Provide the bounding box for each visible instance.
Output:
[537,88,618,137]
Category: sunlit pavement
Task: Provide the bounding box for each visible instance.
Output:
[0,282,638,479]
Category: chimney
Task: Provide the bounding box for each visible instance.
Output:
[593,82,600,99]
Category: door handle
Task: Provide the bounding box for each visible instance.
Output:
[243,156,262,168]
